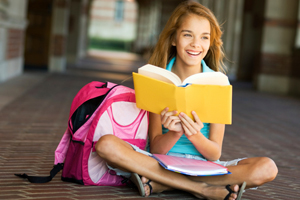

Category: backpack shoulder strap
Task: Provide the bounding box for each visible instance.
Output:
[14,129,70,183]
[69,82,110,120]
[14,163,63,183]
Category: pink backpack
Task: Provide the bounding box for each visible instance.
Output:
[15,81,149,186]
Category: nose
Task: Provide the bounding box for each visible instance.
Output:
[191,38,201,48]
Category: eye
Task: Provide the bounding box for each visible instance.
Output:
[202,36,209,40]
[184,34,192,37]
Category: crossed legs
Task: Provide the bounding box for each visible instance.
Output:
[191,157,278,188]
[95,135,277,199]
[141,157,277,196]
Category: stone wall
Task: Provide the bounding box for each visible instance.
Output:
[257,0,299,95]
[0,0,27,82]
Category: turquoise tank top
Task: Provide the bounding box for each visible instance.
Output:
[162,57,213,157]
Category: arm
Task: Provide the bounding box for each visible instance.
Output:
[148,108,184,154]
[179,111,225,161]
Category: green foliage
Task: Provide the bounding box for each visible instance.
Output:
[89,37,132,52]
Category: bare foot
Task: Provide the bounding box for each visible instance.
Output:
[193,184,239,200]
[141,176,172,197]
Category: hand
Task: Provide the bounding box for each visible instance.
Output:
[161,107,184,134]
[179,111,204,136]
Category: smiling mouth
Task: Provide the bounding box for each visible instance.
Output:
[186,51,201,56]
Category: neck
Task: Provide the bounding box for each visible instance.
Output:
[173,62,202,81]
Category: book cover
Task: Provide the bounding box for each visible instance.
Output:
[152,154,230,176]
[132,70,232,124]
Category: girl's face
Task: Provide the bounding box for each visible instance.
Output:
[172,14,211,70]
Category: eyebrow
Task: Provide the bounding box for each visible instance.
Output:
[181,30,210,35]
[181,30,192,33]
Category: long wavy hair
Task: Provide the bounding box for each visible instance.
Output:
[148,1,226,72]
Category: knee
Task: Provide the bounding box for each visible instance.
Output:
[250,157,278,186]
[95,135,118,159]
[261,157,278,182]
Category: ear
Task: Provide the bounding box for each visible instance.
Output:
[172,41,176,46]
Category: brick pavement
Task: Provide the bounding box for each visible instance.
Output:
[0,61,300,199]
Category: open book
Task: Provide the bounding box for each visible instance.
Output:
[138,64,229,86]
[132,64,232,124]
[152,154,229,176]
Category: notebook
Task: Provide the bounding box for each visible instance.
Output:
[152,154,230,176]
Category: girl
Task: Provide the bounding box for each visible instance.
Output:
[141,0,278,197]
[96,1,277,199]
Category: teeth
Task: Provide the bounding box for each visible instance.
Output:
[187,51,200,55]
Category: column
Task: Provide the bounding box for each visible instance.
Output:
[257,0,298,94]
[0,0,27,82]
[289,0,300,96]
[67,0,89,64]
[49,0,70,72]
[134,0,162,56]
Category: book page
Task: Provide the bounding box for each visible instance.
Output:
[182,72,229,86]
[138,64,182,86]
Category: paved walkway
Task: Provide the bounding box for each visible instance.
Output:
[0,51,300,199]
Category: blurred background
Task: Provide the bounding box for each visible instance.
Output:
[1,2,300,199]
[0,0,300,96]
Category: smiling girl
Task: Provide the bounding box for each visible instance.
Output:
[142,0,277,197]
[95,2,277,200]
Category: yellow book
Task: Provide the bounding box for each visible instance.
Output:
[133,64,232,124]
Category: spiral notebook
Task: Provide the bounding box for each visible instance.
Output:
[152,154,230,176]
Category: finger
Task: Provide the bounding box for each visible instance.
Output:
[182,123,192,136]
[179,113,195,129]
[191,111,204,128]
[179,114,197,134]
[160,108,169,124]
[180,112,195,125]
[179,113,198,134]
[161,110,177,124]
[160,107,169,117]
[164,116,180,129]
[169,120,182,132]
[169,118,181,128]
[161,108,174,119]
[163,115,173,128]
[161,111,176,125]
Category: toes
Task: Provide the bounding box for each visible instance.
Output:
[141,177,150,197]
[143,184,150,197]
[230,193,237,200]
[231,184,239,193]
[141,176,149,184]
[145,183,152,197]
[230,185,239,200]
